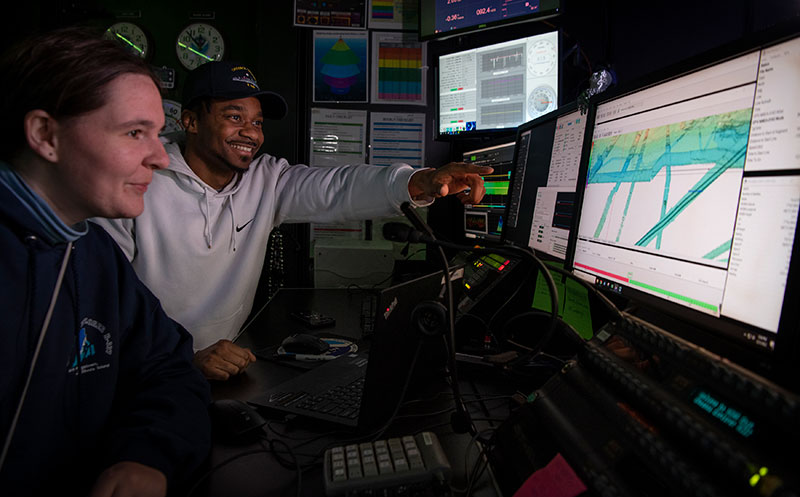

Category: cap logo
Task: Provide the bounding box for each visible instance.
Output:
[231,66,260,90]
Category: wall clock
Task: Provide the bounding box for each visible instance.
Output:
[175,23,225,70]
[104,22,150,60]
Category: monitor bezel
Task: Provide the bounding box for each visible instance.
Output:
[419,0,561,42]
[565,22,800,387]
[432,26,562,141]
[501,100,595,269]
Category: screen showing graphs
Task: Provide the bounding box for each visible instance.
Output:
[504,106,588,260]
[463,142,516,241]
[573,35,800,344]
[438,30,558,135]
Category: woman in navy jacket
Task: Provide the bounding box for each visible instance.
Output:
[0,27,211,496]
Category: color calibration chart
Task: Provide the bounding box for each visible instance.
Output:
[371,32,427,105]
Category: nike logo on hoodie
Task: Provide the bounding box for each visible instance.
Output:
[236,219,254,232]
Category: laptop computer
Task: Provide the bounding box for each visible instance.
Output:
[248,269,456,432]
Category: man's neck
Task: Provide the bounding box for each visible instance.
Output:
[182,146,236,191]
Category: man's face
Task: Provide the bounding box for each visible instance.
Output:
[191,97,264,173]
[54,73,169,222]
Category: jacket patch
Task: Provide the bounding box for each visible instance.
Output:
[68,318,112,375]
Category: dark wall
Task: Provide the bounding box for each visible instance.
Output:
[2,0,301,163]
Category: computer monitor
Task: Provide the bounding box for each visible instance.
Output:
[570,30,800,373]
[437,29,559,136]
[463,141,516,241]
[503,102,593,262]
[419,0,561,41]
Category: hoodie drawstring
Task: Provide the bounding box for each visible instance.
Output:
[202,193,212,249]
[228,194,237,252]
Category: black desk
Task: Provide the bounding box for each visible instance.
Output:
[190,287,511,497]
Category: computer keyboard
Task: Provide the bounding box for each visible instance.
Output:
[323,432,451,496]
[291,376,365,419]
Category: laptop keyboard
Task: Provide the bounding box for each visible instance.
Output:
[273,376,365,420]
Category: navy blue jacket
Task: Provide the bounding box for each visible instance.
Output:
[0,182,211,495]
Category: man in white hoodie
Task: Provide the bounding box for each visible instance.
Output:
[94,61,491,381]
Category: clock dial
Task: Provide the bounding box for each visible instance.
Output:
[104,22,150,59]
[175,23,225,70]
[161,99,183,135]
[527,85,557,120]
[527,39,557,77]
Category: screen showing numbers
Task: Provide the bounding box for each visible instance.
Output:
[420,0,560,40]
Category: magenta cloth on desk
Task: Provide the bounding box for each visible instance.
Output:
[512,453,588,497]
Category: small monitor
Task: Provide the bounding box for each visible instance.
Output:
[503,102,593,262]
[570,30,800,373]
[437,30,559,136]
[463,141,516,241]
[419,0,561,41]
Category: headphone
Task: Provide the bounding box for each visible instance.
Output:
[410,300,448,338]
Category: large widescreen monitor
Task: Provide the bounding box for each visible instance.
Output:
[503,102,592,262]
[462,141,516,241]
[570,30,800,374]
[437,29,559,136]
[419,0,560,41]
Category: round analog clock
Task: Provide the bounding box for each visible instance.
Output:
[104,22,150,59]
[175,23,225,70]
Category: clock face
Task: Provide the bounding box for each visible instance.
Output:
[175,23,225,70]
[527,39,557,77]
[104,22,149,59]
[161,99,183,135]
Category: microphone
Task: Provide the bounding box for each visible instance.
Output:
[392,203,473,434]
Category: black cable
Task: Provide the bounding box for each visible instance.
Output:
[185,448,272,497]
[415,239,561,358]
[449,428,495,495]
[485,263,537,336]
[261,437,303,497]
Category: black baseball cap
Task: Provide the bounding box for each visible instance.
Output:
[182,61,288,119]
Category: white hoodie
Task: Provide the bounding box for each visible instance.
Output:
[93,139,429,350]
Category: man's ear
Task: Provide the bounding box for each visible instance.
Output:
[23,110,59,162]
[181,109,199,134]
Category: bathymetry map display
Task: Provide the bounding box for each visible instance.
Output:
[579,107,752,269]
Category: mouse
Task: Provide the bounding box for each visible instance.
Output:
[280,333,331,355]
[209,399,266,444]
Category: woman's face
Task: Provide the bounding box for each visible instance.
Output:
[52,73,169,223]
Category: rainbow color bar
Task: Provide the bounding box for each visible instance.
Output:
[378,42,422,101]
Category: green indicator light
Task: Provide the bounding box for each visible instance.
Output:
[450,88,458,92]
[471,155,477,161]
[750,474,760,487]
[450,108,458,111]
[760,467,768,476]
[507,171,511,179]
[177,42,214,61]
